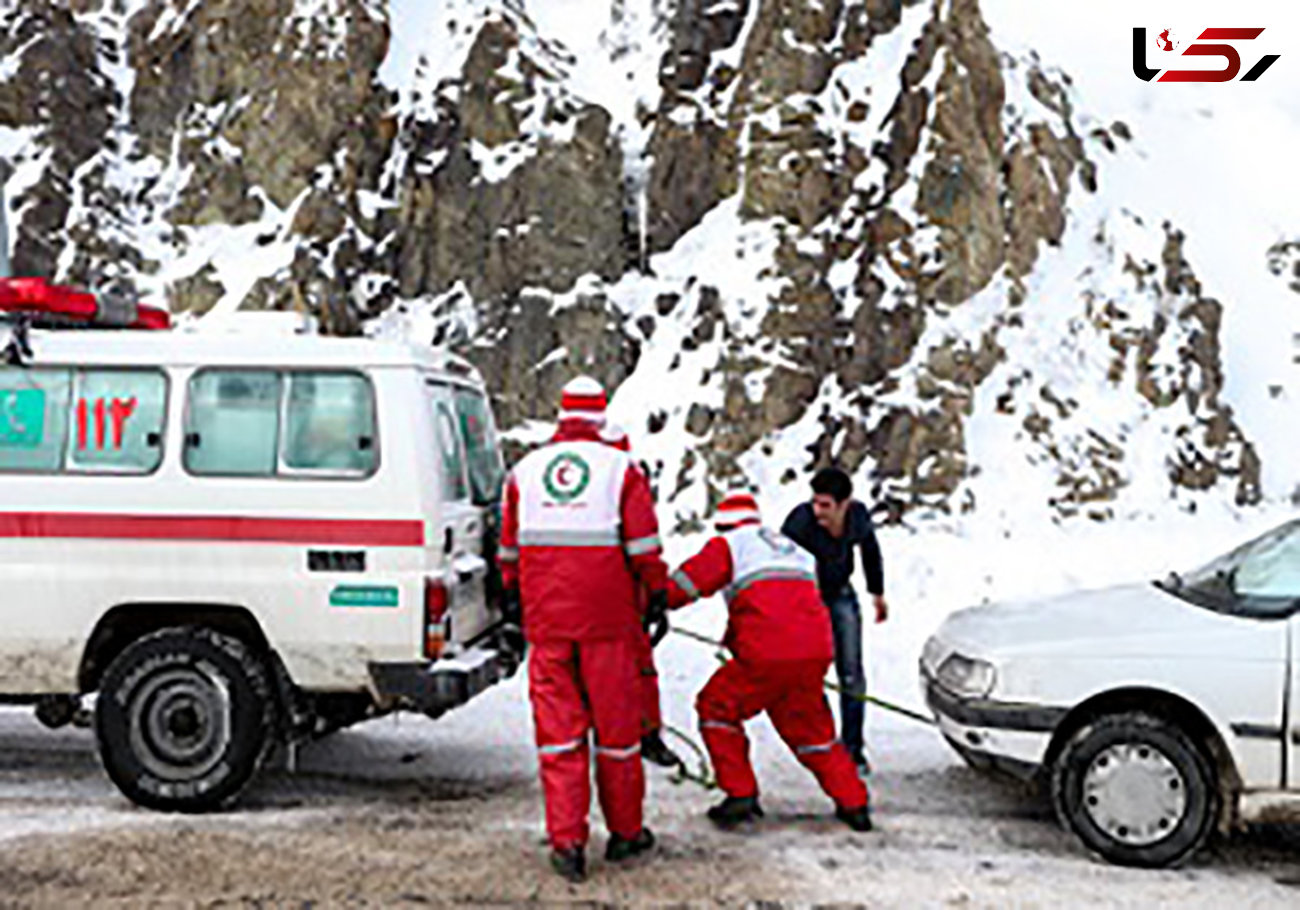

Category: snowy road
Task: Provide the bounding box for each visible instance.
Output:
[0,684,1296,907]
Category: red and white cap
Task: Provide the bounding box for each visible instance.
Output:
[600,422,631,452]
[558,375,608,426]
[715,491,761,529]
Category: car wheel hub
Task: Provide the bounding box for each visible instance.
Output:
[1082,742,1188,846]
[127,666,232,782]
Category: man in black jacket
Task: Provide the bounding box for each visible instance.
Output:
[781,467,887,774]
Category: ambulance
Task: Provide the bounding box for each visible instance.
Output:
[0,276,516,811]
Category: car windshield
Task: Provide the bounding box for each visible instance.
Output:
[1160,519,1300,619]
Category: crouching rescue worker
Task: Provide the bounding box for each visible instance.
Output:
[655,491,872,831]
[498,378,667,882]
[600,422,682,770]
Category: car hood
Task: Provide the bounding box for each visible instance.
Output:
[935,581,1207,656]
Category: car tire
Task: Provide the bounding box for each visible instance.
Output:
[95,626,274,812]
[1051,711,1218,868]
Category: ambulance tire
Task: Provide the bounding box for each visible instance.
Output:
[95,626,274,812]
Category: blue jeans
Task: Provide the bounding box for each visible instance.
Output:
[827,587,866,759]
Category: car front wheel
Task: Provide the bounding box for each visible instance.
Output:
[1051,711,1218,868]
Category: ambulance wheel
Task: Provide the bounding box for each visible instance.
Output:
[95,627,274,812]
[1051,711,1217,868]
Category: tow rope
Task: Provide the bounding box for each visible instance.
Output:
[655,622,935,793]
[661,724,718,790]
[667,624,936,727]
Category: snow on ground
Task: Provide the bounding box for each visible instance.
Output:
[0,568,1298,907]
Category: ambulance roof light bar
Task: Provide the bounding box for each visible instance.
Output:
[0,182,170,334]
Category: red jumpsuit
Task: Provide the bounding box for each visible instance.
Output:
[666,522,868,811]
[599,431,664,736]
[499,420,667,850]
[634,589,662,734]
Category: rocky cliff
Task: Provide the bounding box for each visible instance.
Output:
[0,0,1273,527]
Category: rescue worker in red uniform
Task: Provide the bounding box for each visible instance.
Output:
[656,491,873,831]
[599,422,682,770]
[498,377,668,882]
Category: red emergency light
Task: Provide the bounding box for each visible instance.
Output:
[0,276,171,330]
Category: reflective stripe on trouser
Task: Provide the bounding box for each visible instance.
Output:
[529,637,645,849]
[636,627,662,733]
[696,658,868,810]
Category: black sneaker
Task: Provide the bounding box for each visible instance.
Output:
[836,804,873,832]
[550,846,587,883]
[706,795,764,829]
[641,730,683,768]
[605,827,655,862]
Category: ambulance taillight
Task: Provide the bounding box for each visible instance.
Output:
[424,578,449,659]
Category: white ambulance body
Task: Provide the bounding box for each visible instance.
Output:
[0,317,515,810]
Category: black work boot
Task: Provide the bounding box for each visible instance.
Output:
[836,804,873,832]
[605,827,656,862]
[641,729,683,768]
[550,846,587,883]
[706,795,764,829]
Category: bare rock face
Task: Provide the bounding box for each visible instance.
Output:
[129,0,391,219]
[392,98,627,303]
[381,12,638,419]
[0,2,115,277]
[915,0,1005,304]
[466,290,641,430]
[651,0,1094,514]
[642,0,750,252]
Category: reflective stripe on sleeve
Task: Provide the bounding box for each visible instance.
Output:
[497,546,519,562]
[624,534,662,556]
[670,569,701,600]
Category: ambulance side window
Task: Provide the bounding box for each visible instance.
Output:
[282,372,377,476]
[0,367,72,472]
[426,382,469,501]
[452,388,504,505]
[184,370,282,476]
[66,370,167,474]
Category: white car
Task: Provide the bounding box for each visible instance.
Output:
[922,520,1300,868]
